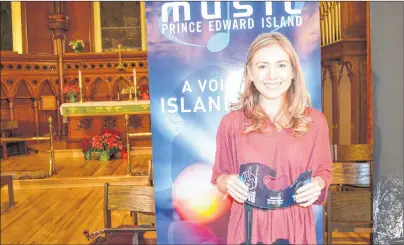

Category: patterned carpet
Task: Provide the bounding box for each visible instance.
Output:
[1,171,50,180]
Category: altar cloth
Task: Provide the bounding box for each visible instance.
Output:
[60,101,150,117]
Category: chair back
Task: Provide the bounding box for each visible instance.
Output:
[0,120,18,137]
[331,162,371,186]
[333,144,373,162]
[104,183,155,228]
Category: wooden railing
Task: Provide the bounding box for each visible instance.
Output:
[0,116,56,176]
[320,1,341,47]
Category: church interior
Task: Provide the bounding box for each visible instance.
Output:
[0,1,386,244]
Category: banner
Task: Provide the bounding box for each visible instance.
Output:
[146,2,322,244]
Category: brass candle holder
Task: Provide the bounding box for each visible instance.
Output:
[48,116,56,175]
[79,86,83,103]
[121,87,137,101]
[78,63,83,103]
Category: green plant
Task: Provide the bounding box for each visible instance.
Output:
[69,39,85,52]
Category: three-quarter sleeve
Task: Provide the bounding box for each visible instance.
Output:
[211,114,237,184]
[312,113,332,205]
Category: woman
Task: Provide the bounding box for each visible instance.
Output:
[211,32,332,244]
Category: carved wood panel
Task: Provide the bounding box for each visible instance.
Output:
[0,77,59,99]
[0,99,10,122]
[63,60,148,71]
[322,64,334,144]
[321,57,368,145]
[13,99,35,137]
[25,1,54,54]
[320,2,370,144]
[1,52,148,138]
[76,118,93,131]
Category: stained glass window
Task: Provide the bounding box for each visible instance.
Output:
[99,1,142,52]
[0,1,13,51]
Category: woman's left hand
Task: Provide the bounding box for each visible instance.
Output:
[295,176,325,207]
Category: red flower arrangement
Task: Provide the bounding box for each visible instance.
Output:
[63,83,80,96]
[91,129,124,155]
[64,83,80,103]
[78,129,127,161]
[79,138,93,160]
[79,138,92,153]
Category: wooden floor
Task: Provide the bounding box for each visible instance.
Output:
[331,232,371,244]
[1,141,371,244]
[1,146,152,179]
[1,185,153,244]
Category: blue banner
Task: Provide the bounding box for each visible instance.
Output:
[146,1,322,244]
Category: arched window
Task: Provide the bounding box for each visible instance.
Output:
[93,1,146,52]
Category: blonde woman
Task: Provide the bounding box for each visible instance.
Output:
[211,32,332,245]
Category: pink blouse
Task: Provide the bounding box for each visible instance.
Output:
[211,108,332,245]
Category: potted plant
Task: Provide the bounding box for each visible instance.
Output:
[79,138,92,160]
[91,129,124,162]
[69,39,85,53]
[64,83,80,103]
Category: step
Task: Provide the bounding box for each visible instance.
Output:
[11,175,150,189]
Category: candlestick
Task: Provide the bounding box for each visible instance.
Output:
[79,70,82,88]
[133,68,137,101]
[79,69,83,103]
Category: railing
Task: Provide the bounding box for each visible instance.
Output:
[0,117,56,176]
[320,1,341,46]
[124,114,152,174]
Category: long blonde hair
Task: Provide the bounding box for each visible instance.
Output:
[232,32,312,136]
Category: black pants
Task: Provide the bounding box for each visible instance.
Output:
[243,205,292,245]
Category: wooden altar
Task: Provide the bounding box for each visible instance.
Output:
[60,101,151,147]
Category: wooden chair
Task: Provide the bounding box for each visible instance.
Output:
[0,120,28,160]
[326,144,373,245]
[104,183,156,244]
[333,144,373,162]
[0,175,15,208]
[333,144,373,189]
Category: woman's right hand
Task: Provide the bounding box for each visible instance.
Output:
[225,174,249,203]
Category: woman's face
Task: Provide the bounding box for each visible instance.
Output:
[248,44,294,101]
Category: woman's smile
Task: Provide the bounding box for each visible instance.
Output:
[263,82,282,89]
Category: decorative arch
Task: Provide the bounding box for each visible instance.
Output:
[0,82,10,100]
[14,80,34,98]
[38,79,58,98]
[114,76,130,91]
[90,77,110,101]
[137,76,149,87]
[113,76,131,100]
[322,65,334,144]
